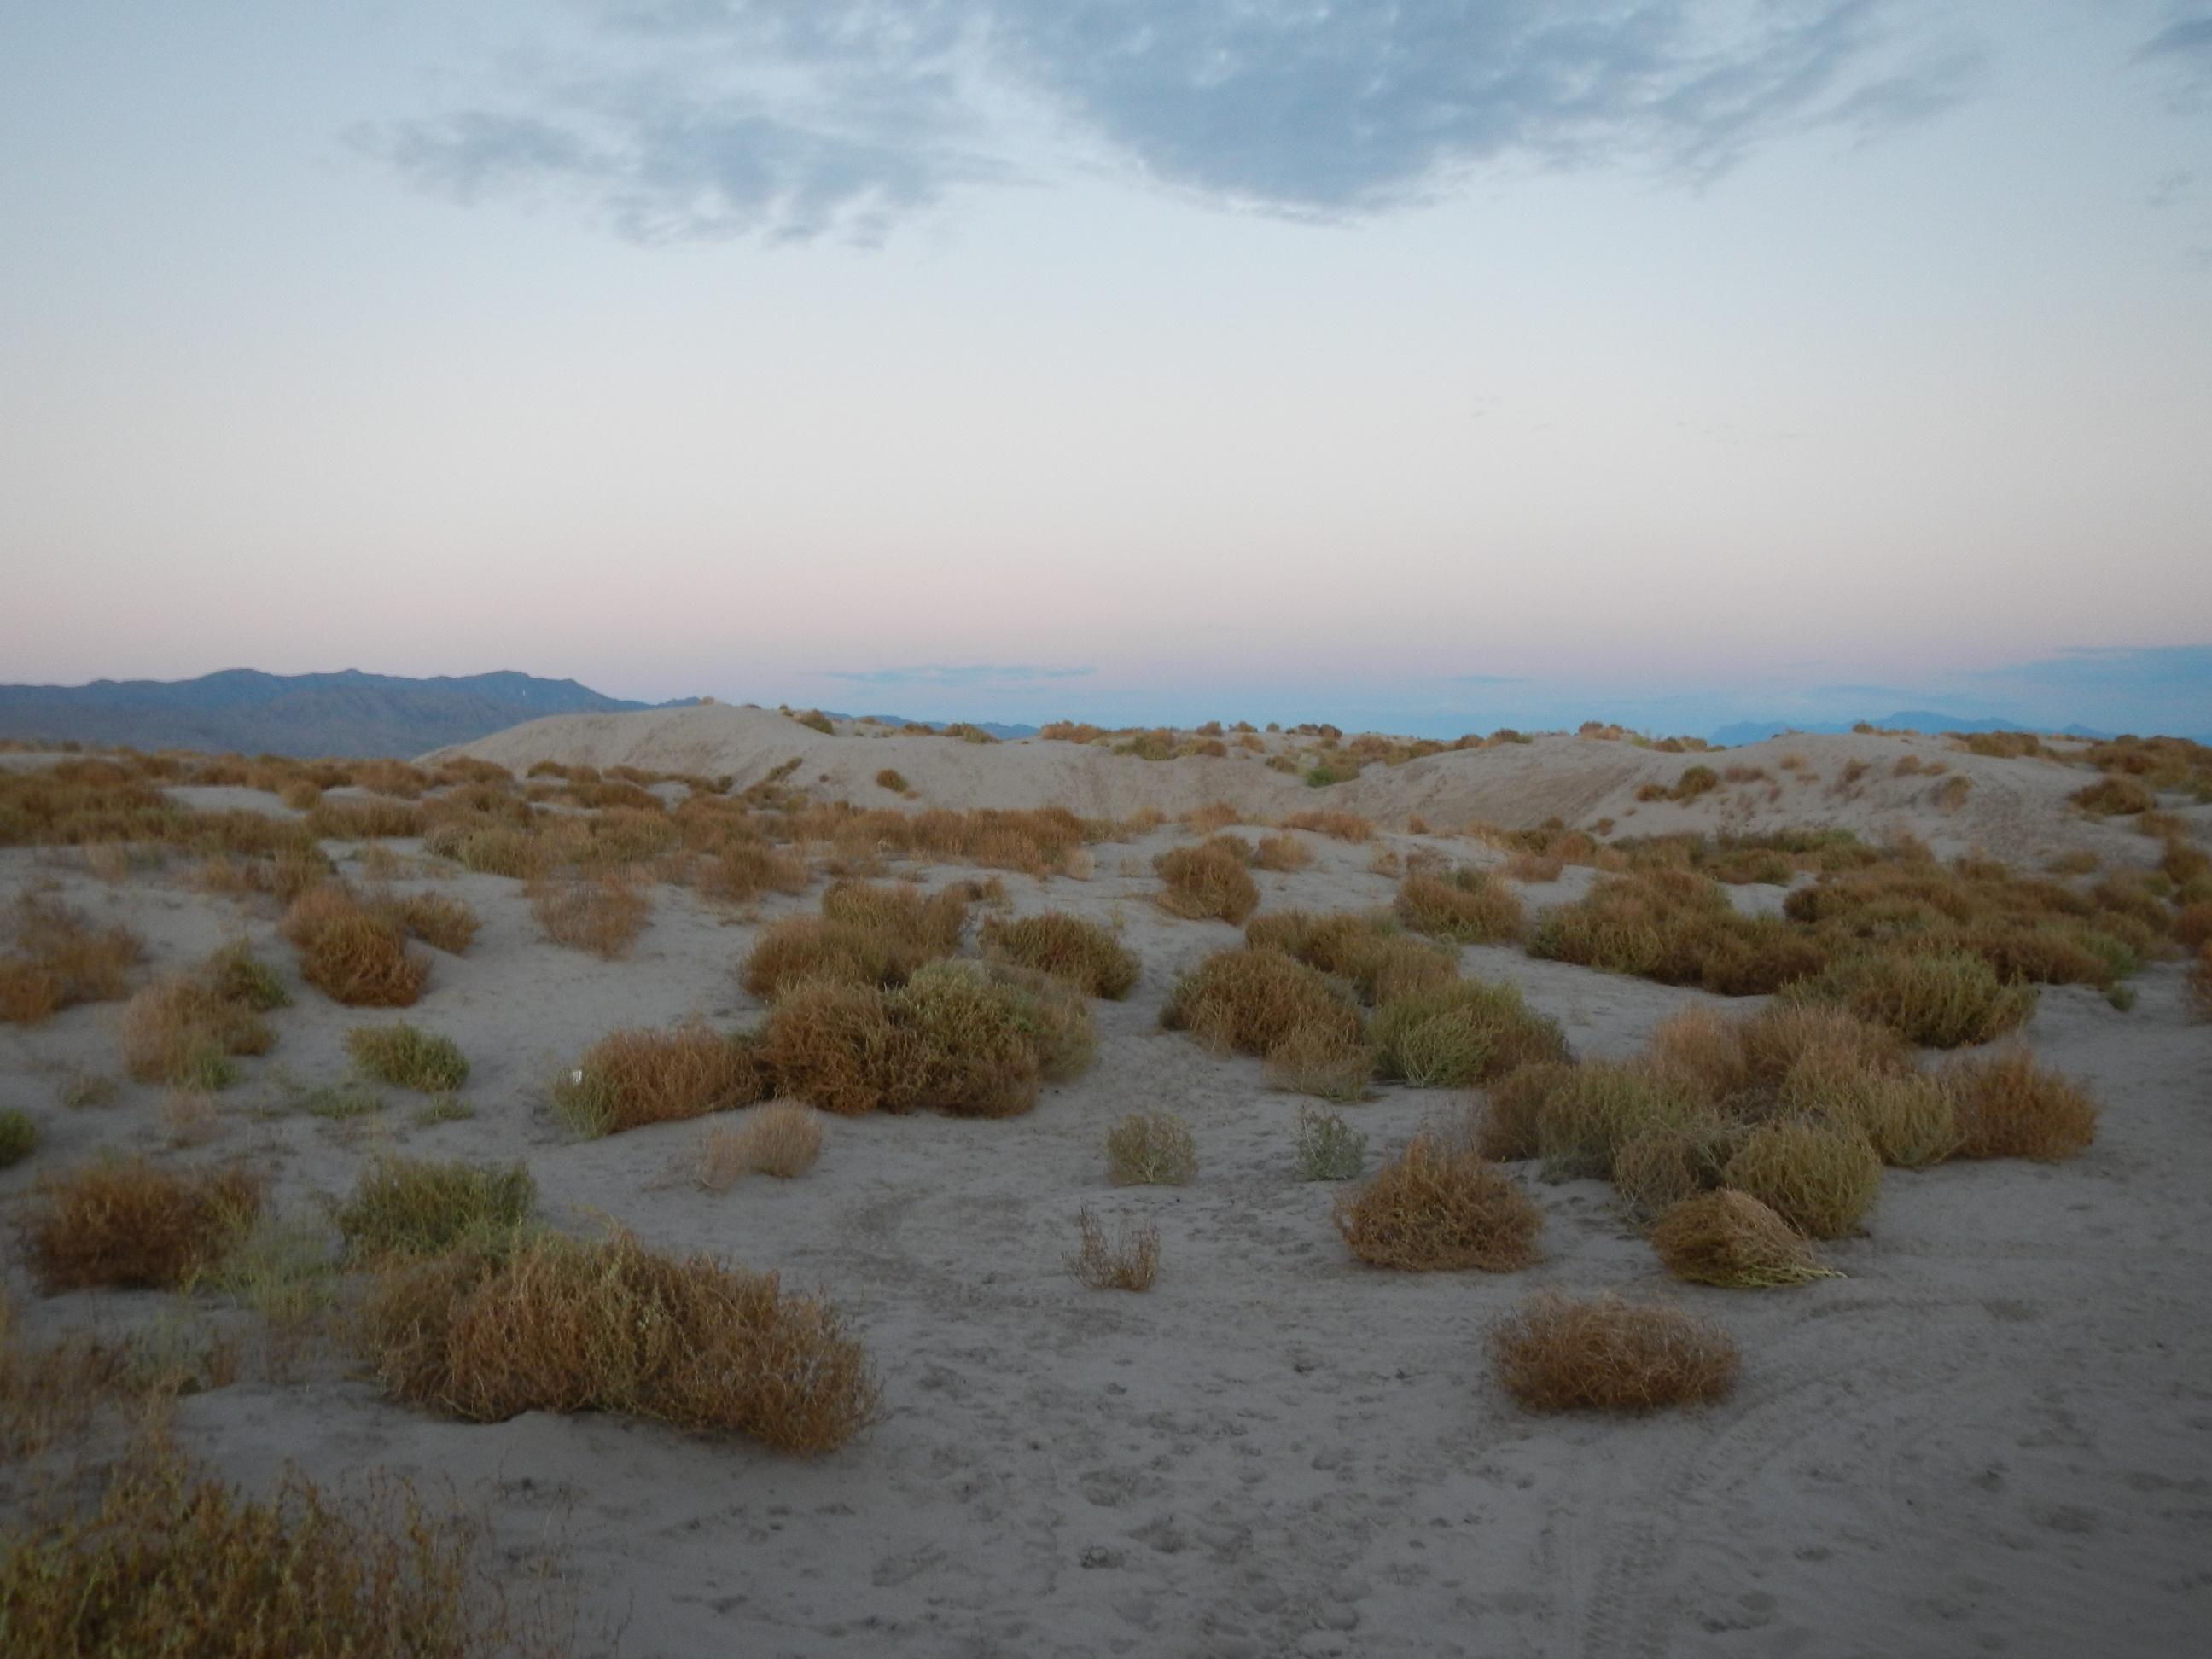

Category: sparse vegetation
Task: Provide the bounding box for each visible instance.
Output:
[692,1100,824,1189]
[1490,1290,1738,1412]
[1293,1106,1366,1180]
[527,868,651,958]
[0,894,143,1024]
[1331,1133,1542,1272]
[1066,1208,1161,1291]
[355,1229,879,1452]
[1104,1110,1198,1185]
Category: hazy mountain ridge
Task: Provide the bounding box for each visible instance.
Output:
[0,669,678,757]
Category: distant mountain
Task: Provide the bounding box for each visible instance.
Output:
[0,669,684,758]
[1709,711,2117,748]
[847,713,1041,740]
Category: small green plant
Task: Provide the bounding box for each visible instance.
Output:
[1294,1106,1365,1181]
[1103,1110,1197,1185]
[346,1024,469,1092]
[298,1080,383,1120]
[334,1156,537,1262]
[203,1212,339,1329]
[411,1096,476,1127]
[57,1072,118,1110]
[0,1108,38,1167]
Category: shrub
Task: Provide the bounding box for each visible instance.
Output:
[1721,1117,1882,1238]
[355,1230,879,1452]
[204,941,289,1011]
[1611,1122,1745,1220]
[555,1024,762,1136]
[1530,871,1826,996]
[282,887,431,1007]
[527,869,650,958]
[1153,840,1260,923]
[751,980,911,1117]
[1394,870,1525,944]
[1781,951,2036,1048]
[1260,1027,1374,1100]
[1104,1110,1197,1185]
[334,1157,536,1262]
[980,911,1139,998]
[875,768,909,793]
[1066,1208,1160,1291]
[0,1443,540,1658]
[694,1100,824,1189]
[1490,1290,1738,1412]
[820,880,969,952]
[696,841,810,903]
[346,1024,469,1092]
[1649,1190,1838,1288]
[1736,1002,1909,1091]
[20,1159,263,1290]
[1781,1064,1959,1167]
[1331,1135,1542,1271]
[1533,1061,1708,1181]
[1279,810,1374,842]
[1293,1106,1366,1180]
[741,917,922,1001]
[1941,1049,2098,1161]
[1641,1007,1752,1103]
[0,895,143,1024]
[2072,776,2156,815]
[1161,947,1363,1057]
[1478,1060,1576,1161]
[0,1109,38,1167]
[1369,978,1569,1088]
[379,892,480,954]
[2168,898,2212,952]
[2192,940,2212,1021]
[1253,834,1313,872]
[1245,910,1452,1004]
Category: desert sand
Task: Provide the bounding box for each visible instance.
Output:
[3,718,2209,1657]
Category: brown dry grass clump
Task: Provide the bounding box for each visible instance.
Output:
[1780,950,2036,1048]
[742,917,934,1000]
[20,1158,264,1290]
[1477,1060,1578,1161]
[696,841,810,903]
[1278,810,1375,842]
[980,911,1139,998]
[1721,1118,1882,1238]
[0,1440,556,1659]
[555,1023,763,1137]
[2071,776,2157,816]
[2174,901,2212,952]
[1734,1002,1909,1093]
[1244,910,1454,1004]
[1649,1190,1838,1287]
[120,968,276,1088]
[1331,1134,1542,1272]
[1782,1065,1959,1167]
[1394,870,1525,944]
[0,894,144,1024]
[1066,1208,1161,1291]
[1260,1026,1375,1101]
[377,891,480,955]
[1490,1291,1738,1412]
[1642,1007,1754,1102]
[282,886,433,1006]
[2192,940,2212,1021]
[1610,1122,1746,1221]
[356,1230,878,1452]
[1154,839,1261,923]
[754,961,1093,1118]
[1253,833,1314,872]
[1941,1049,2098,1161]
[1532,1061,1710,1182]
[527,869,651,958]
[694,1101,824,1189]
[1161,947,1363,1057]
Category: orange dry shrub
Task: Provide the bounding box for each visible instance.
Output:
[20,1158,264,1290]
[0,895,144,1024]
[695,841,810,903]
[1490,1291,1738,1412]
[1154,839,1260,923]
[1254,833,1314,872]
[527,869,651,958]
[1161,947,1364,1057]
[1393,870,1524,944]
[280,886,432,1006]
[978,911,1139,998]
[305,797,428,840]
[1331,1133,1543,1272]
[555,1023,764,1137]
[1530,870,1827,995]
[355,1229,879,1452]
[1278,810,1374,842]
[1941,1049,2098,1160]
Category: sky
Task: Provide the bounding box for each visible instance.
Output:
[2,1,2209,740]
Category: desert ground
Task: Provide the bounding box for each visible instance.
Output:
[2,709,2209,1657]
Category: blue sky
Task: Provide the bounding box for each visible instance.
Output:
[2,3,2208,738]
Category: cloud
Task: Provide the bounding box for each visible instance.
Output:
[820,663,1096,688]
[1962,643,2212,699]
[362,1,1983,243]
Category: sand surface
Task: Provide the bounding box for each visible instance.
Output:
[3,749,2209,1657]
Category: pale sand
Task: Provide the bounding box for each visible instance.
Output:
[2,736,2208,1657]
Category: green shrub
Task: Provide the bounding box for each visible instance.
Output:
[1781,951,2037,1047]
[1369,979,1569,1088]
[0,1108,38,1167]
[1294,1106,1366,1180]
[1533,1062,1708,1182]
[334,1157,536,1262]
[1721,1117,1882,1237]
[346,1024,469,1092]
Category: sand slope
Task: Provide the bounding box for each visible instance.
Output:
[427,706,2151,867]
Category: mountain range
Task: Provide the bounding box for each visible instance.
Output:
[0,669,677,758]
